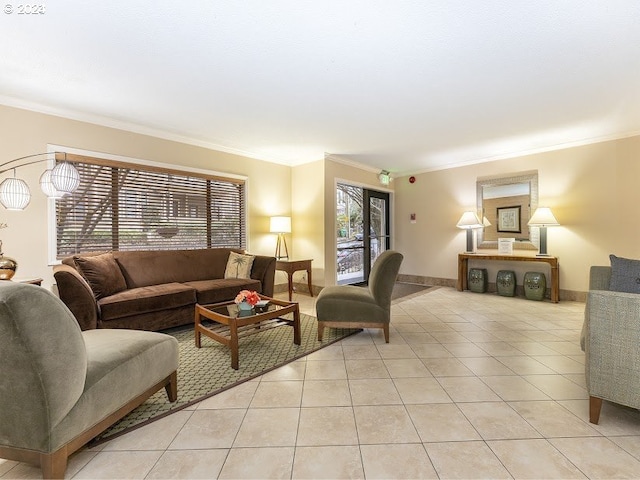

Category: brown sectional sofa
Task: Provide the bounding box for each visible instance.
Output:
[53,248,276,331]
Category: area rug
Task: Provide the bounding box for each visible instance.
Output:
[92,313,358,444]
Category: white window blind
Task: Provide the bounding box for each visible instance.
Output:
[55,155,246,257]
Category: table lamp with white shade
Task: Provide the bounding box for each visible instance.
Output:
[456,211,484,253]
[527,207,559,256]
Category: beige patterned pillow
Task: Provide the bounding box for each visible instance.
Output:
[224,251,255,279]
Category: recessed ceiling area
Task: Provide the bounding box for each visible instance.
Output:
[2,1,640,175]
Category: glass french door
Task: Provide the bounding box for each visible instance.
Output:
[336,183,390,285]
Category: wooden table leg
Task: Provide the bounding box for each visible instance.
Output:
[550,264,559,303]
[293,308,301,345]
[194,312,202,348]
[307,267,313,297]
[229,320,239,370]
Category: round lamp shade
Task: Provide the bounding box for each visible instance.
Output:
[50,162,80,193]
[39,169,66,199]
[0,177,31,210]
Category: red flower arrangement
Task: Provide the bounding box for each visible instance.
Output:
[234,289,260,306]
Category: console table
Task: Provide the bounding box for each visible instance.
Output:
[275,259,313,301]
[457,253,559,303]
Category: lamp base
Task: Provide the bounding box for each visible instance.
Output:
[275,233,289,260]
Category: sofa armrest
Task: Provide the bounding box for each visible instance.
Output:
[250,255,276,297]
[53,264,99,330]
[585,289,640,406]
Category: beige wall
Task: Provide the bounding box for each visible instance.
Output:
[0,105,291,290]
[394,134,640,294]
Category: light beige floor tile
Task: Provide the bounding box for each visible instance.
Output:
[488,438,586,479]
[421,357,474,376]
[73,450,163,479]
[306,344,344,361]
[342,344,382,360]
[296,407,358,446]
[292,446,364,479]
[353,405,420,444]
[531,355,585,374]
[0,462,41,479]
[437,376,501,402]
[349,378,403,405]
[474,341,524,356]
[479,375,550,401]
[609,436,640,462]
[249,380,303,408]
[260,361,307,381]
[301,379,351,407]
[233,408,299,447]
[410,343,454,358]
[430,331,470,343]
[541,341,585,355]
[459,357,515,376]
[522,374,588,400]
[400,332,438,344]
[550,437,640,479]
[394,377,452,404]
[443,343,491,357]
[375,344,417,359]
[360,443,437,479]
[102,410,192,450]
[169,409,245,450]
[197,381,259,409]
[560,399,640,436]
[457,402,542,440]
[345,359,390,379]
[383,358,431,377]
[509,400,600,437]
[146,449,228,479]
[219,447,294,479]
[496,355,557,374]
[425,441,511,479]
[304,360,347,380]
[406,404,481,442]
[339,331,374,345]
[511,342,562,355]
[0,460,19,477]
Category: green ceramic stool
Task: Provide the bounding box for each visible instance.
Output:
[468,268,488,293]
[496,270,516,297]
[524,271,547,301]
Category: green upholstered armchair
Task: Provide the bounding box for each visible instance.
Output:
[581,265,640,424]
[0,282,179,479]
[316,250,404,343]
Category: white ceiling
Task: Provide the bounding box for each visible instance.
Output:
[2,1,640,176]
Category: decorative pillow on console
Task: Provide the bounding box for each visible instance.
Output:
[609,254,640,294]
[73,252,128,299]
[224,251,255,279]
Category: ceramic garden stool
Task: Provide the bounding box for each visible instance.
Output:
[496,270,516,297]
[468,268,488,293]
[524,271,547,301]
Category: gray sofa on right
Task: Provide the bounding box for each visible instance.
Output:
[54,248,276,331]
[582,259,640,424]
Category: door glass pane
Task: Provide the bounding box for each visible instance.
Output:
[336,184,365,285]
[369,196,387,267]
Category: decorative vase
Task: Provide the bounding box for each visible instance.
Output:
[496,270,516,297]
[0,241,17,280]
[237,301,254,317]
[468,268,488,293]
[524,272,546,301]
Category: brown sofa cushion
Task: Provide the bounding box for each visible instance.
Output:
[74,253,127,300]
[183,278,262,305]
[98,283,196,321]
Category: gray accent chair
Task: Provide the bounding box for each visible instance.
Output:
[581,265,640,424]
[0,282,179,479]
[316,250,404,343]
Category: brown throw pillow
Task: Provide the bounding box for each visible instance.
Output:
[73,253,127,299]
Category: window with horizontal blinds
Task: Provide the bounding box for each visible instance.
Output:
[55,156,246,257]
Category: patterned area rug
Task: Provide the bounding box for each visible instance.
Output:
[92,313,357,444]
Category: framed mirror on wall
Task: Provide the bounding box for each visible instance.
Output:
[476,171,539,250]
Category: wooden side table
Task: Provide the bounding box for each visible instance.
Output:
[275,259,313,301]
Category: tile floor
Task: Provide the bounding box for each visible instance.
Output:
[4,287,640,479]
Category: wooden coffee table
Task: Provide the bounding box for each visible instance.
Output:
[194,295,301,369]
